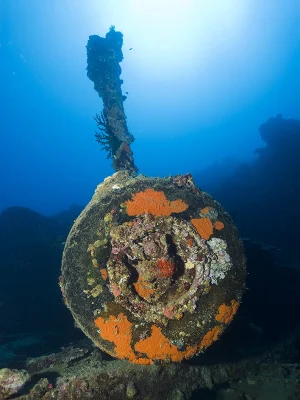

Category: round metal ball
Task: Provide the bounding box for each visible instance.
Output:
[61,171,246,364]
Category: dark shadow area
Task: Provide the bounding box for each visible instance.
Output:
[194,115,300,270]
[190,387,216,400]
[0,205,85,366]
[187,239,300,367]
[189,115,300,366]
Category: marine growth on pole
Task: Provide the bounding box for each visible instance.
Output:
[60,28,246,364]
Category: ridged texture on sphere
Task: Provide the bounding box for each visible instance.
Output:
[61,171,246,364]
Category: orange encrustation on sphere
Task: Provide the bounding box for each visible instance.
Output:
[61,171,246,364]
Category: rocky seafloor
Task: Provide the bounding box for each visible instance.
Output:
[1,329,300,400]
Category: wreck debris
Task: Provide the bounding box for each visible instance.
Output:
[61,171,246,364]
[86,26,137,175]
[61,26,246,365]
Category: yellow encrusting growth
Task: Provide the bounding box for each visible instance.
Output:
[92,258,99,268]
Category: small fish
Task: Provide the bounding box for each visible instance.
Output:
[125,92,128,94]
[129,48,132,50]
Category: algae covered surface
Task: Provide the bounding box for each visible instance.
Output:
[61,171,246,364]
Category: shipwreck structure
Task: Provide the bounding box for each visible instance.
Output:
[61,27,246,364]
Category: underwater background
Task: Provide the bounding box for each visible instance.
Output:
[1,1,300,399]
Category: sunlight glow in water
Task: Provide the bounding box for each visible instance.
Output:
[106,0,250,76]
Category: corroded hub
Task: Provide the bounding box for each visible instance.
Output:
[61,171,246,364]
[108,214,232,324]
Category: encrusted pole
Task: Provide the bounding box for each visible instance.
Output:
[60,28,246,365]
[86,26,137,175]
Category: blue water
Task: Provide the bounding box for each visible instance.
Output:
[1,0,299,216]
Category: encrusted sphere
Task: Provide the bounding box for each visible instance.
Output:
[61,171,246,364]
